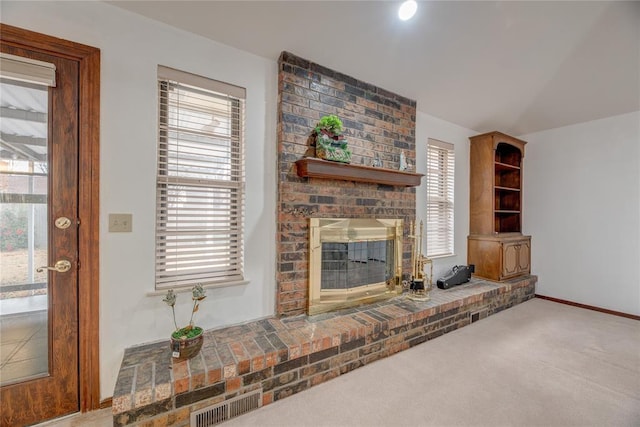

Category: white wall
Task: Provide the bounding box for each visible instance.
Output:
[2,1,278,399]
[2,0,492,401]
[522,111,640,315]
[415,112,476,280]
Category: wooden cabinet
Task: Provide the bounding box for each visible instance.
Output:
[468,131,531,281]
[468,235,530,281]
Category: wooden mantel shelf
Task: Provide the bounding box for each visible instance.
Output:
[295,157,424,187]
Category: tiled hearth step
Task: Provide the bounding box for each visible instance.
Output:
[113,276,537,426]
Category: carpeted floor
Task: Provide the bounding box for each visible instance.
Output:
[225,298,640,427]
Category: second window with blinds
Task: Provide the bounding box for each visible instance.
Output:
[426,139,455,258]
[156,66,246,290]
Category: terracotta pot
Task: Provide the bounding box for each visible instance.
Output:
[170,326,203,360]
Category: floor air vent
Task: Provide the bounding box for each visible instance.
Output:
[190,390,262,426]
[470,308,488,323]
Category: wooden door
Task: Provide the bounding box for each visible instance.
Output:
[0,24,100,426]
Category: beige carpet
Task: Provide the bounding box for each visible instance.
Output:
[226,298,640,427]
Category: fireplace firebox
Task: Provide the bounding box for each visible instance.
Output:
[309,218,403,315]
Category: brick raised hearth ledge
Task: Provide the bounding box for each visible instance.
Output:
[113,276,536,426]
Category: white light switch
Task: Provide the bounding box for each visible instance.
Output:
[108,213,132,232]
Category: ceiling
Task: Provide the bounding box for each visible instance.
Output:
[109,1,640,135]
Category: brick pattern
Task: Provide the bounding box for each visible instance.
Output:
[113,276,537,426]
[276,51,418,317]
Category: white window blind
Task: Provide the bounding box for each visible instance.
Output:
[426,139,455,257]
[156,66,246,289]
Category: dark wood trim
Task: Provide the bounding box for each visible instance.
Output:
[0,23,101,411]
[99,397,112,410]
[295,157,424,187]
[77,34,101,414]
[535,294,640,321]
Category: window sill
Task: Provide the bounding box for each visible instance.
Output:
[146,280,250,297]
[427,253,456,260]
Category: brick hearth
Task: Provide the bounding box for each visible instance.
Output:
[113,276,537,426]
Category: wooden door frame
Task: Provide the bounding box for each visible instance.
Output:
[0,23,101,412]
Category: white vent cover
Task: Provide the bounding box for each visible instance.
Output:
[190,390,262,426]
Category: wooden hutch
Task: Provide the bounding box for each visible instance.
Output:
[468,131,531,281]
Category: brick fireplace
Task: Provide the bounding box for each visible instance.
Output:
[112,53,539,427]
[276,51,418,317]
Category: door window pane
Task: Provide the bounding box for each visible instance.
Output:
[0,79,49,385]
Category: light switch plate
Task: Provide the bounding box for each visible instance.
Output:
[108,213,132,232]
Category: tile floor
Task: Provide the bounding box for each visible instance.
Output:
[0,297,113,427]
[0,309,48,385]
[33,408,113,427]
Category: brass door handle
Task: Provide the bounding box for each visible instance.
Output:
[36,260,72,273]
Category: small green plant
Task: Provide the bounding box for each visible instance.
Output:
[314,114,344,136]
[162,284,207,339]
[312,115,351,163]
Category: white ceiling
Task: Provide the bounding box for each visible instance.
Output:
[109,1,640,135]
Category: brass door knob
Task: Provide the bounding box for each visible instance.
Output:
[55,216,72,229]
[36,260,72,273]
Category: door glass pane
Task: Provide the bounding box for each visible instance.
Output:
[0,79,49,385]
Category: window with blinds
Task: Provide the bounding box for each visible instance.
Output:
[156,66,245,289]
[426,139,455,257]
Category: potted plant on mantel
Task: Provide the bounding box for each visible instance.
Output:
[313,114,352,164]
[162,284,207,360]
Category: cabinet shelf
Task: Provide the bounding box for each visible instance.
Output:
[495,161,521,171]
[495,186,520,192]
[495,210,520,214]
[295,157,423,187]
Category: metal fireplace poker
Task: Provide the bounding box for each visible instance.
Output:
[407,220,433,302]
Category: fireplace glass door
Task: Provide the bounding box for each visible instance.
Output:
[320,240,395,290]
[309,218,403,315]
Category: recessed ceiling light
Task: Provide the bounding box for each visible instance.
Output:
[398,0,417,21]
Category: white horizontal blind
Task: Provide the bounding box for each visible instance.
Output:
[426,139,455,257]
[156,66,246,289]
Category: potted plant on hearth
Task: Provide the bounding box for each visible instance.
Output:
[313,114,352,164]
[162,284,207,360]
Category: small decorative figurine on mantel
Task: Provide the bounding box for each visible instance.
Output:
[399,151,408,171]
[372,153,382,167]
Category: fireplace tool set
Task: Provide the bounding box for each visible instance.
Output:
[407,220,433,301]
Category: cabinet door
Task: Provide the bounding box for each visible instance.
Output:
[518,240,530,273]
[502,242,519,277]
